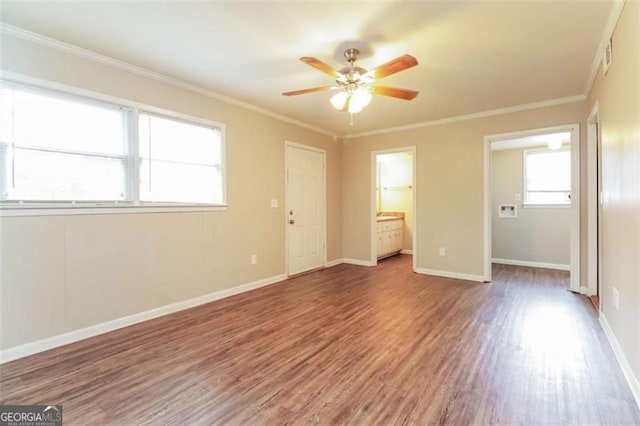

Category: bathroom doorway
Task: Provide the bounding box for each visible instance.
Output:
[370,147,416,270]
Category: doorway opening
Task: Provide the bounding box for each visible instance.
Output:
[484,124,580,291]
[285,141,326,276]
[370,147,416,270]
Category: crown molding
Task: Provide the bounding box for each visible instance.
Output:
[1,22,599,142]
[342,94,586,140]
[0,23,339,139]
[583,0,626,97]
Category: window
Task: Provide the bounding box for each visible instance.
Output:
[138,113,223,204]
[1,82,130,202]
[524,148,571,206]
[0,79,226,211]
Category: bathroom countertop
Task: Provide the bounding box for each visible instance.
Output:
[376,212,405,222]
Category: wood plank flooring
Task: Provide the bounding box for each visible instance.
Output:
[590,294,600,311]
[1,255,638,424]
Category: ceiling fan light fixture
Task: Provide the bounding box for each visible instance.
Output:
[545,133,569,150]
[350,88,372,111]
[547,136,566,150]
[330,91,349,110]
[330,87,372,113]
[547,139,563,150]
[360,74,374,84]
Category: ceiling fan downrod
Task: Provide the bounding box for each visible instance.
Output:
[344,48,359,65]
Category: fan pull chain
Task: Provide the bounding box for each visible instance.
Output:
[349,113,354,126]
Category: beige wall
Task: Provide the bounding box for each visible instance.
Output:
[586,2,639,380]
[378,153,414,251]
[491,147,570,265]
[344,102,586,277]
[2,5,637,374]
[0,34,343,350]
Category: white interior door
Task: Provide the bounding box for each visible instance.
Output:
[286,143,325,275]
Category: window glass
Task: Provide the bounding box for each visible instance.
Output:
[0,81,226,208]
[524,149,570,205]
[138,113,223,204]
[0,83,129,202]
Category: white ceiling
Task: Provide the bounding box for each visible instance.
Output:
[0,1,613,136]
[491,132,571,151]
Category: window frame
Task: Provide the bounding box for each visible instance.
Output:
[0,81,135,204]
[0,77,227,216]
[522,146,571,208]
[136,109,227,206]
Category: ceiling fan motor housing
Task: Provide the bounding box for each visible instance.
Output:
[337,48,371,89]
[344,48,359,63]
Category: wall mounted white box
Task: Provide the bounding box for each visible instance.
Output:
[498,204,518,218]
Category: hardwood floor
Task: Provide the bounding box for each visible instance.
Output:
[590,294,600,311]
[1,255,638,424]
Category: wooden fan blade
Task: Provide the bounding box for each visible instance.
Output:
[300,57,340,79]
[367,55,418,80]
[370,85,419,100]
[282,86,337,96]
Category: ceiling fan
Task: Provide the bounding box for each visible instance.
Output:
[283,48,419,118]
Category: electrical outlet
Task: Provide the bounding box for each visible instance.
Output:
[439,247,446,256]
[612,287,619,310]
[515,193,521,201]
[251,254,257,265]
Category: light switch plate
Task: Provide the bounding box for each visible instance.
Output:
[270,199,278,208]
[515,193,521,201]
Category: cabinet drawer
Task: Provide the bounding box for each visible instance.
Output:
[382,222,393,231]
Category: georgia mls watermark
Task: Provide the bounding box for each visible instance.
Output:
[0,405,62,426]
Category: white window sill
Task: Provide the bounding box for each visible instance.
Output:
[522,204,571,209]
[0,204,228,217]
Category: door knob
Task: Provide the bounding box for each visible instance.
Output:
[289,219,295,224]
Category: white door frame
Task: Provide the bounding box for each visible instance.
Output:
[587,102,600,300]
[483,124,581,291]
[370,146,417,271]
[284,141,327,276]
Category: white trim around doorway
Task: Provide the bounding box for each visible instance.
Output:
[370,146,417,271]
[483,124,581,291]
[284,141,327,276]
[586,102,600,299]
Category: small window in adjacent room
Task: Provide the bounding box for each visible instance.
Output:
[523,148,571,206]
[0,82,130,203]
[138,112,224,205]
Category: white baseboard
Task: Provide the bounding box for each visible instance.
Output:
[492,258,570,271]
[599,313,640,409]
[0,273,287,364]
[400,249,413,255]
[325,258,344,267]
[343,258,373,267]
[414,267,485,283]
